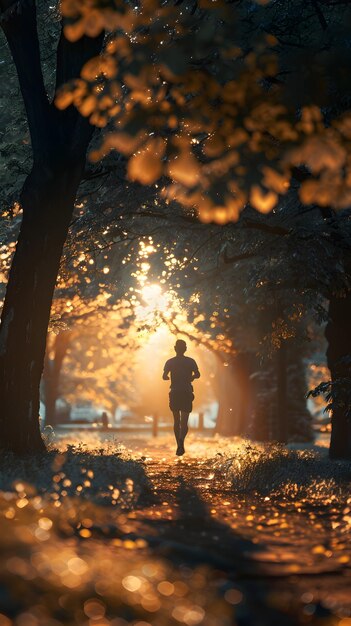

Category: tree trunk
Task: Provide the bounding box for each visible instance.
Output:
[0,169,82,452]
[249,365,275,441]
[233,352,253,436]
[249,341,312,443]
[215,353,253,436]
[276,341,288,443]
[0,1,103,453]
[325,291,351,459]
[214,361,237,435]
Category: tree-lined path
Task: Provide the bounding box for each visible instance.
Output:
[2,2,351,623]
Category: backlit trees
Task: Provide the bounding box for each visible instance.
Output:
[1,0,351,456]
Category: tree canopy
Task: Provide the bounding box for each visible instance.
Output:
[58,0,351,221]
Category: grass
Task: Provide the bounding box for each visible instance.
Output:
[215,441,351,501]
[0,441,151,507]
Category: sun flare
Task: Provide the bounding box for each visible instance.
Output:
[136,283,172,322]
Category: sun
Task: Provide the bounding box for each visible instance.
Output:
[140,283,169,314]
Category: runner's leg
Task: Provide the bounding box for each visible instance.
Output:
[180,411,190,444]
[172,410,181,445]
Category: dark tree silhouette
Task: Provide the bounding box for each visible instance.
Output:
[325,290,351,459]
[0,0,103,453]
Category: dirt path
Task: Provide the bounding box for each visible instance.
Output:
[106,434,351,624]
[3,431,348,625]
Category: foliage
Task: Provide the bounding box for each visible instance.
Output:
[58,303,139,411]
[49,166,334,429]
[308,373,351,419]
[59,0,351,222]
[0,1,60,209]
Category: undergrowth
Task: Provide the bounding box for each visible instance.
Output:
[215,442,351,500]
[0,442,150,507]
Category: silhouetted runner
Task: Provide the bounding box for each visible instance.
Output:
[162,339,200,456]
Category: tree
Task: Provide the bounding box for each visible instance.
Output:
[324,293,351,458]
[0,0,103,452]
[53,301,139,418]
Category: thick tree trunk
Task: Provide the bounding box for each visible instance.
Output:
[0,1,103,453]
[233,352,253,436]
[215,361,239,436]
[250,341,312,443]
[325,291,351,459]
[0,169,82,452]
[276,341,288,443]
[249,366,275,441]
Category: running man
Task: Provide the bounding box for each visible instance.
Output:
[162,339,200,456]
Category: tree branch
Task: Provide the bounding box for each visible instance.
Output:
[161,313,231,359]
[310,0,328,30]
[222,249,260,264]
[240,218,290,237]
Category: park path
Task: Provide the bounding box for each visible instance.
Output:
[52,431,351,624]
[121,435,351,571]
[97,434,351,619]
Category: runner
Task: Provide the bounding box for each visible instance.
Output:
[162,339,200,456]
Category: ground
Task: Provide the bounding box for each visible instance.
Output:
[0,432,350,626]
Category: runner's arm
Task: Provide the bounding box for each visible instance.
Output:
[162,361,171,380]
[191,360,200,380]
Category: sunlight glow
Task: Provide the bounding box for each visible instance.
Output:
[135,283,173,324]
[141,283,168,312]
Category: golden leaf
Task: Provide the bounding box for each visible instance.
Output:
[127,139,165,185]
[167,152,200,187]
[203,135,225,158]
[79,95,97,117]
[64,21,86,43]
[105,132,146,156]
[82,11,105,38]
[261,166,289,194]
[213,206,231,224]
[55,90,74,110]
[250,185,277,213]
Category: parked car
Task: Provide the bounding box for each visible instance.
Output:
[70,402,111,424]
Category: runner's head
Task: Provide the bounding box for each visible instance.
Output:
[174,339,187,355]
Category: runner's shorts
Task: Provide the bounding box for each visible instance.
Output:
[169,388,194,412]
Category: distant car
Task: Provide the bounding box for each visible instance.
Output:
[70,402,111,423]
